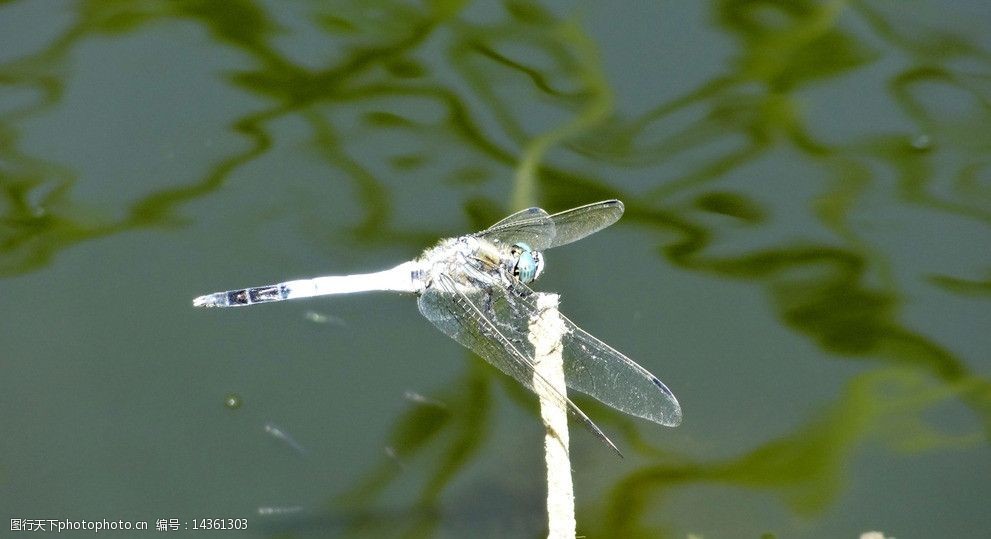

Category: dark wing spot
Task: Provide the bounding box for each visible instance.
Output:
[651,376,674,397]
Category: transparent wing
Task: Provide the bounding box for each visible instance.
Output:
[474,207,556,251]
[475,200,625,251]
[486,206,551,230]
[560,314,682,426]
[500,281,682,426]
[543,199,625,249]
[417,273,620,454]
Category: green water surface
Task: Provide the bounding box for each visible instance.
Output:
[1,1,988,537]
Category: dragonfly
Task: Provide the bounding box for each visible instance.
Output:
[194,200,681,453]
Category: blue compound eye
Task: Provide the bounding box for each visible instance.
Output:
[511,243,544,283]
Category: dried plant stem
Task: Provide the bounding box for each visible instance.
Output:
[530,292,575,539]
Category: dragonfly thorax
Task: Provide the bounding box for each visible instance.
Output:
[414,236,545,292]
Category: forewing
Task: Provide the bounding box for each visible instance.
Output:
[486,206,550,230]
[417,274,619,453]
[501,280,682,426]
[474,207,556,251]
[544,199,624,249]
[558,314,682,426]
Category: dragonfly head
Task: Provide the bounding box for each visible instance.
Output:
[510,242,544,283]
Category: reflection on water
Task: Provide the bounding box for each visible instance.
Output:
[264,421,309,456]
[598,368,983,537]
[2,0,988,536]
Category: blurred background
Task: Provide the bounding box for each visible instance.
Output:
[1,1,988,537]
